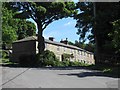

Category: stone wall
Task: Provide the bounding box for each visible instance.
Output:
[36,42,95,64]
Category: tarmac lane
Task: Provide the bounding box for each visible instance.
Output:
[1,66,119,88]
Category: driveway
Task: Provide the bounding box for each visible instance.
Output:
[1,66,119,88]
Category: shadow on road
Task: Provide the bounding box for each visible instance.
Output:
[2,64,119,78]
[2,63,88,69]
[58,71,118,78]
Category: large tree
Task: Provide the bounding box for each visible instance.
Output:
[2,3,17,44]
[2,3,36,44]
[11,2,77,54]
[16,20,36,40]
[109,19,120,55]
[68,40,94,52]
[75,2,120,64]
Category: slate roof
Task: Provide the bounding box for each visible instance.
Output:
[13,36,93,54]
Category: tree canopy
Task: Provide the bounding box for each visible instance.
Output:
[2,2,36,44]
[109,19,120,55]
[11,2,77,54]
[68,40,95,52]
[75,2,120,64]
[2,3,17,44]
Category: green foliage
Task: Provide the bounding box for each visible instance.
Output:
[2,2,36,44]
[69,61,89,66]
[109,20,120,54]
[0,58,10,64]
[0,50,11,64]
[10,2,77,54]
[74,40,85,49]
[1,50,9,59]
[62,60,70,66]
[18,50,90,67]
[62,53,74,61]
[75,2,94,43]
[17,20,36,40]
[36,50,59,67]
[2,5,17,44]
[68,40,95,52]
[2,51,7,59]
[12,2,77,30]
[75,2,120,57]
[2,26,17,44]
[84,43,95,52]
[68,41,85,49]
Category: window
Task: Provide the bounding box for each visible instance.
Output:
[87,53,89,57]
[84,61,86,64]
[90,54,92,58]
[74,50,76,54]
[80,51,82,55]
[82,51,84,55]
[57,46,60,51]
[84,52,86,56]
[77,50,79,54]
[91,55,93,59]
[81,51,82,55]
[64,47,66,52]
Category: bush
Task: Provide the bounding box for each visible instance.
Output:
[19,50,90,67]
[1,58,10,63]
[68,61,79,66]
[62,60,70,66]
[36,50,60,67]
[1,50,9,59]
[68,61,89,67]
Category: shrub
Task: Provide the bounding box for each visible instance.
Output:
[1,50,9,59]
[36,50,60,67]
[62,60,70,66]
[68,61,90,66]
[19,50,90,67]
[62,53,74,61]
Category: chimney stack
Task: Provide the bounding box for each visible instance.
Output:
[49,37,54,41]
[60,38,68,44]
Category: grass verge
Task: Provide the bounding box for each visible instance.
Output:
[86,64,120,78]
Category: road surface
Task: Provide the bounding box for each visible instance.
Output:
[1,66,119,88]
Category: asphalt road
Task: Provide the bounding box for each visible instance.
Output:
[1,66,119,88]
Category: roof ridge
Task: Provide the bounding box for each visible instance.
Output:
[13,36,93,54]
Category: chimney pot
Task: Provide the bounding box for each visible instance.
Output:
[60,38,68,44]
[49,37,54,41]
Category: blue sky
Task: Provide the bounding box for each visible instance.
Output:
[43,18,80,43]
[27,0,85,43]
[28,17,80,43]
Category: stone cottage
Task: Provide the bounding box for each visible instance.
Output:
[11,36,95,64]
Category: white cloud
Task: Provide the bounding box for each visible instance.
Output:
[64,21,76,26]
[43,31,60,39]
[64,22,71,26]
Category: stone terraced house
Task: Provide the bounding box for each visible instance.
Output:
[11,36,95,64]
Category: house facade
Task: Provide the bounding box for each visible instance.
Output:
[12,36,95,64]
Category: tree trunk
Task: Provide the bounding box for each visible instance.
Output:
[37,22,45,54]
[94,36,100,65]
[93,2,100,65]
